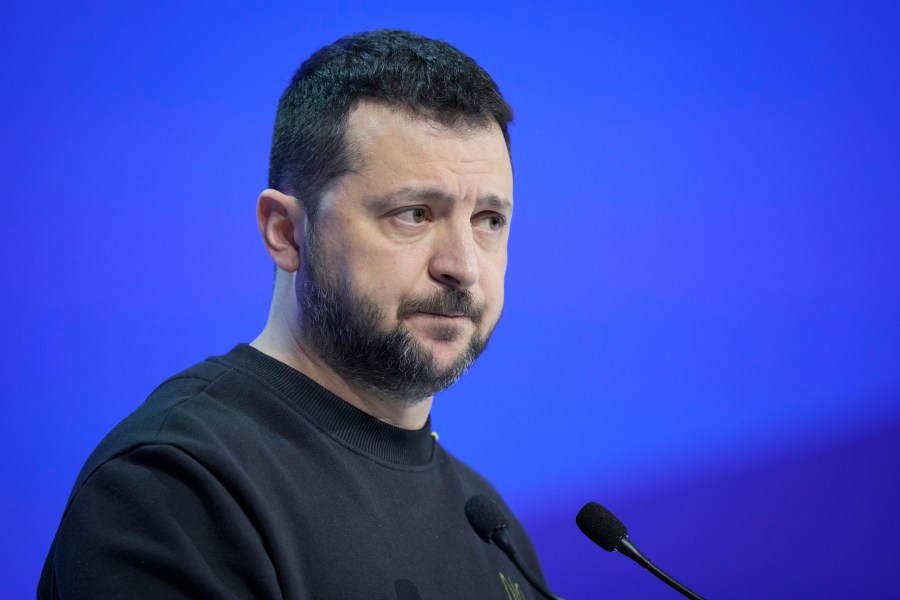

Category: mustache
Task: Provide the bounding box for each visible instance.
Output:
[397,290,485,324]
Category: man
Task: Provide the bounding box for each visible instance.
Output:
[39,30,545,599]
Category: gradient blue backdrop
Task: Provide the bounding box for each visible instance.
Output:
[3,1,899,598]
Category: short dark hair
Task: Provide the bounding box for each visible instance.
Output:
[268,29,513,220]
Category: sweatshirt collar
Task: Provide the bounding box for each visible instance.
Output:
[222,344,436,467]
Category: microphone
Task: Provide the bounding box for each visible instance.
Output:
[464,495,563,600]
[576,502,705,600]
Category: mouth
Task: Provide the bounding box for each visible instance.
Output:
[415,311,469,320]
[397,292,485,325]
[405,312,470,344]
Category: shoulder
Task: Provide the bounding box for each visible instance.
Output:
[69,351,267,501]
[42,441,281,599]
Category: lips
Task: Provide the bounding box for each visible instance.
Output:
[416,311,469,320]
[397,291,485,325]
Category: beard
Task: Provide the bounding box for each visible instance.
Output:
[298,232,497,406]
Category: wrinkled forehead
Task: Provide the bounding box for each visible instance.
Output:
[345,99,509,162]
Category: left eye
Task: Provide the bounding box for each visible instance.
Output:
[476,214,505,231]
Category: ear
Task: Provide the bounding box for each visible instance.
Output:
[257,189,305,273]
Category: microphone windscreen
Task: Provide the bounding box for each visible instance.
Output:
[576,501,628,552]
[465,494,508,543]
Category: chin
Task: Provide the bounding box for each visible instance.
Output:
[430,341,475,368]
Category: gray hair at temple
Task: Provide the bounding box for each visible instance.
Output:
[267,29,514,224]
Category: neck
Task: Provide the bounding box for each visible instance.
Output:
[251,314,433,431]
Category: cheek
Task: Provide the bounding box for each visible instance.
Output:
[482,257,508,307]
[344,242,424,300]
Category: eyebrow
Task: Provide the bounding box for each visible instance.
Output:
[480,194,513,214]
[368,187,513,215]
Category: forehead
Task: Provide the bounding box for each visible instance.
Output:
[343,101,513,198]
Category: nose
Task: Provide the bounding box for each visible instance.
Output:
[428,221,480,290]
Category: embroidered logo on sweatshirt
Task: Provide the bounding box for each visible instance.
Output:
[499,571,526,600]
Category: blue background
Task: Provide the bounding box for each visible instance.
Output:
[3,1,899,597]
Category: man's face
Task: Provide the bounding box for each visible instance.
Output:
[298,101,513,404]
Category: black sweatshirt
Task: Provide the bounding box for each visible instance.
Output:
[39,344,545,599]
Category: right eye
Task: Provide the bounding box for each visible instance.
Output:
[394,207,429,224]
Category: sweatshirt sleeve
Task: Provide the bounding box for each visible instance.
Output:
[39,444,283,600]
